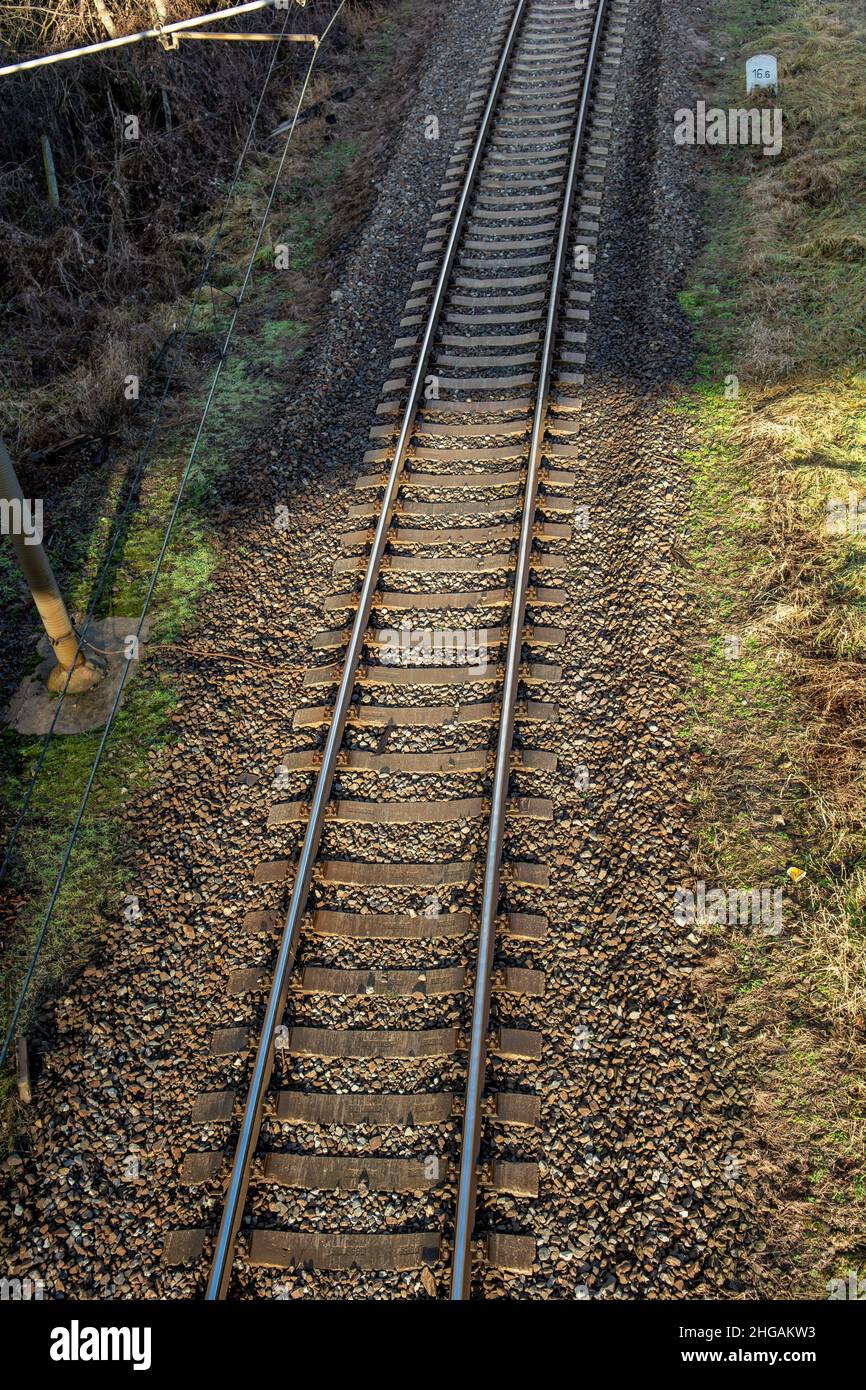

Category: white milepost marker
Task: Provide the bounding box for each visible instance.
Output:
[745,54,778,94]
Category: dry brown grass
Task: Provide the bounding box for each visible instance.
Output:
[340,0,384,41]
[683,0,866,1293]
[1,1,230,55]
[732,383,866,1030]
[728,4,866,381]
[0,1,385,461]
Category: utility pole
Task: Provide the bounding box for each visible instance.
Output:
[0,437,104,694]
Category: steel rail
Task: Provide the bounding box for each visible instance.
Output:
[449,0,611,1301]
[204,0,530,1300]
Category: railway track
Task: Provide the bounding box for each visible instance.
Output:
[165,0,628,1299]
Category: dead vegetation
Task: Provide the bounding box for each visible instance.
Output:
[732,6,866,381]
[0,0,404,677]
[0,1,382,460]
[738,388,866,1039]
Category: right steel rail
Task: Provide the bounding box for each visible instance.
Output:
[449,0,611,1301]
[205,0,530,1301]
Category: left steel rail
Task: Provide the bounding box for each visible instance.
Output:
[205,0,530,1300]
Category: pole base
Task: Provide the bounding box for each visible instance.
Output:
[46,652,107,695]
[5,618,149,735]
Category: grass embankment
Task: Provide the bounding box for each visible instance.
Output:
[0,0,426,1135]
[680,0,866,1296]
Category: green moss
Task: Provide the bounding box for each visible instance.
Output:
[0,673,176,1082]
[0,549,22,607]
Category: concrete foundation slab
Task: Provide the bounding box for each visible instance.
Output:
[4,617,151,736]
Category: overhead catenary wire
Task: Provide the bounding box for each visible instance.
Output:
[0,1,305,889]
[0,0,348,1069]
